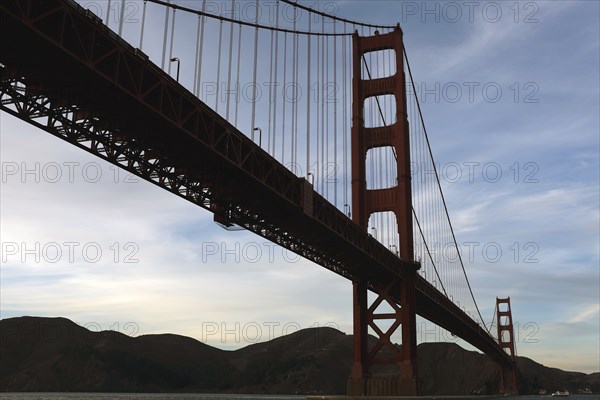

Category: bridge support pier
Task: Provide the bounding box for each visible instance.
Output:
[348,26,419,396]
[500,366,518,395]
[496,297,519,395]
[347,276,419,396]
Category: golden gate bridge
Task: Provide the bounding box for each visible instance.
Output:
[0,0,518,395]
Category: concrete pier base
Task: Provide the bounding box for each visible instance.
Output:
[347,377,419,396]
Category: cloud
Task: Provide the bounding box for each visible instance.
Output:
[569,304,600,324]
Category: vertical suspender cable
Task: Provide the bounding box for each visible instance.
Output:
[350,25,354,213]
[106,0,112,25]
[235,23,242,128]
[391,48,399,252]
[365,27,374,208]
[389,51,395,249]
[161,0,171,70]
[250,0,260,138]
[382,48,388,244]
[281,29,288,164]
[315,18,320,193]
[320,18,325,196]
[423,108,436,281]
[374,45,380,198]
[381,49,389,246]
[272,1,280,157]
[306,16,311,180]
[139,1,147,49]
[415,82,426,271]
[118,0,126,36]
[350,38,354,209]
[333,20,338,208]
[294,30,299,169]
[193,14,201,96]
[374,36,383,242]
[267,28,274,154]
[291,13,297,167]
[196,0,207,97]
[168,9,176,74]
[324,20,329,199]
[342,22,348,213]
[419,84,430,273]
[408,75,416,258]
[423,92,436,283]
[226,0,235,121]
[216,20,223,111]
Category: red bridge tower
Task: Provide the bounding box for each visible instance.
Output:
[348,26,420,396]
[496,297,519,394]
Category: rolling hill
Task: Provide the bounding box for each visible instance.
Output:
[0,316,597,394]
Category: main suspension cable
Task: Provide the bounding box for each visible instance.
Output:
[280,0,397,30]
[146,0,354,36]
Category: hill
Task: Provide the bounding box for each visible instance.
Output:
[0,316,597,394]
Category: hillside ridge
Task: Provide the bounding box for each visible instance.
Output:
[1,316,597,394]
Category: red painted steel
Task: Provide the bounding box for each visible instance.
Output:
[349,27,419,395]
[496,297,519,394]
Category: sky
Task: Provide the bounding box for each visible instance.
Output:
[1,0,599,374]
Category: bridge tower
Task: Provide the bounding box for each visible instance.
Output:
[496,297,519,394]
[348,26,420,396]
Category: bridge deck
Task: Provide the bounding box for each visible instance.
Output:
[0,0,511,368]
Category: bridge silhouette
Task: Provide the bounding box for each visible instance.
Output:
[0,0,517,395]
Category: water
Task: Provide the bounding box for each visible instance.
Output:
[0,395,305,400]
[0,395,306,400]
[0,395,598,400]
[0,395,304,400]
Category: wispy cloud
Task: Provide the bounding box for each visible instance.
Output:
[569,304,600,324]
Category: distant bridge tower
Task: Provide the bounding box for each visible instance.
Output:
[348,26,420,396]
[496,297,519,394]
